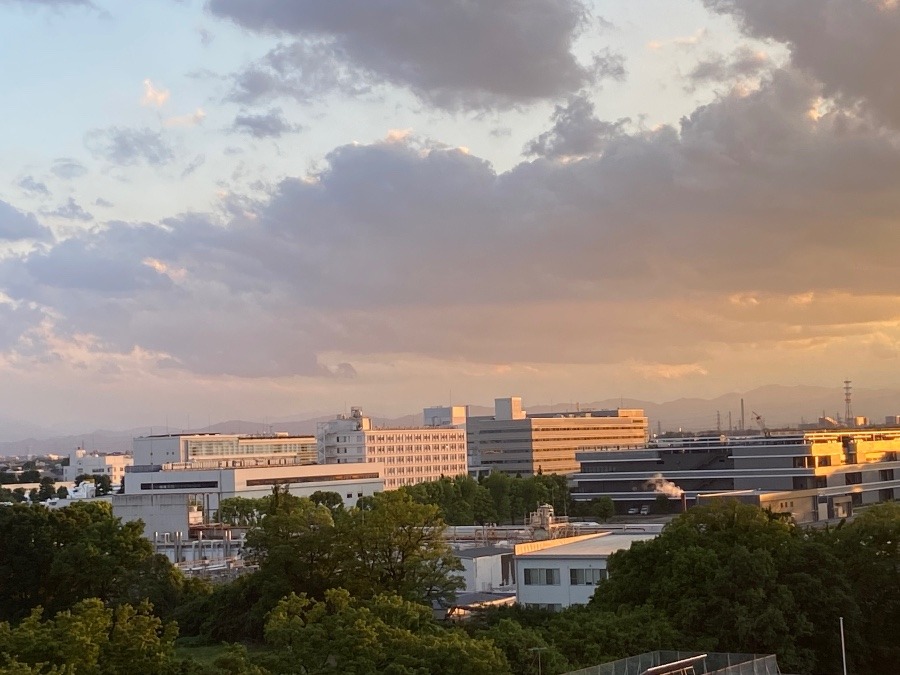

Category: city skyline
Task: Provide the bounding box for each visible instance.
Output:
[2,1,900,430]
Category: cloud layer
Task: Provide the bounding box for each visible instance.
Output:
[704,0,900,127]
[210,0,614,108]
[3,63,900,383]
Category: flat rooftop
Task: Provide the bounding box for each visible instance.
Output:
[517,533,657,559]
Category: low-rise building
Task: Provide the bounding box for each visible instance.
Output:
[453,545,515,593]
[115,458,384,540]
[515,532,656,611]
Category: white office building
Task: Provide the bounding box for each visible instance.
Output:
[115,458,384,540]
[317,407,467,489]
[64,449,133,486]
[132,432,317,466]
[515,532,656,611]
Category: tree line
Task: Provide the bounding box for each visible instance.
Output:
[1,487,898,673]
[398,473,616,525]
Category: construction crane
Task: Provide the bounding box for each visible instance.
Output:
[752,411,771,438]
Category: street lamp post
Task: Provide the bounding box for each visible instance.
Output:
[530,647,547,675]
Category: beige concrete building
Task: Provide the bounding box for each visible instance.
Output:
[468,398,648,475]
[317,407,467,489]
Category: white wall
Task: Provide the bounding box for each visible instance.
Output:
[516,556,609,610]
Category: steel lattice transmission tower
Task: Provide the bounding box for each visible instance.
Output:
[844,379,853,423]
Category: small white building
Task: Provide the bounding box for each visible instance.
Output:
[65,449,133,486]
[453,545,515,593]
[515,532,657,611]
[318,407,467,489]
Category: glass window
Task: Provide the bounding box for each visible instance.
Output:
[523,568,560,585]
[569,568,607,585]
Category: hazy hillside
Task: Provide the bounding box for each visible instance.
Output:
[3,385,900,457]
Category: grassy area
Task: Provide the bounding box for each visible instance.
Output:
[174,643,230,666]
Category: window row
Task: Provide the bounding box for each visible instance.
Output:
[523,567,608,586]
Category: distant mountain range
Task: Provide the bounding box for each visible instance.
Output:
[3,384,900,457]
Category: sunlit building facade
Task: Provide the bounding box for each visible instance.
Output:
[317,407,467,489]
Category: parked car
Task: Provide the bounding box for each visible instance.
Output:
[627,506,639,515]
[639,504,650,515]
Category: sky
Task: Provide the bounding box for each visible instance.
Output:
[1,0,900,432]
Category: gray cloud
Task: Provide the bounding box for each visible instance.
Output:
[229,41,370,104]
[232,108,301,138]
[704,0,900,127]
[3,67,900,376]
[46,197,93,221]
[524,93,630,159]
[94,197,114,208]
[181,154,206,178]
[0,200,52,241]
[688,45,769,86]
[210,0,615,109]
[51,158,88,180]
[84,127,175,166]
[16,176,50,197]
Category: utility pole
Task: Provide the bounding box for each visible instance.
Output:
[716,410,721,433]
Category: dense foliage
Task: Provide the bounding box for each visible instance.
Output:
[0,501,189,623]
[1,486,898,674]
[590,500,900,674]
[399,473,614,525]
[0,599,177,675]
[176,489,463,642]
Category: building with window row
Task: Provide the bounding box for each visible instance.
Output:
[317,407,467,489]
[571,428,900,521]
[515,532,657,610]
[467,397,649,476]
[132,432,318,466]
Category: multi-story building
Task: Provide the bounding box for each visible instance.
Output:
[571,428,900,520]
[317,407,467,489]
[423,406,467,428]
[64,449,133,486]
[468,397,648,476]
[115,458,384,539]
[132,432,317,466]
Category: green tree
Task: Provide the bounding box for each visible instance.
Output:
[831,502,900,673]
[591,500,858,673]
[19,470,41,484]
[36,478,56,502]
[54,487,68,500]
[480,618,569,675]
[0,502,182,622]
[0,598,178,674]
[308,490,346,514]
[243,491,341,606]
[94,475,113,496]
[264,589,508,674]
[217,496,266,526]
[344,491,463,604]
